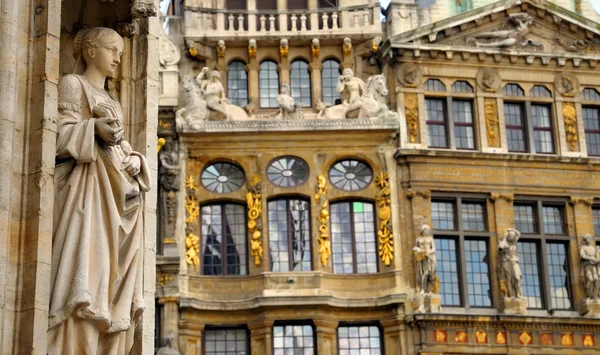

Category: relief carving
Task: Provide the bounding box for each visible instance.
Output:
[246,174,263,266]
[396,63,422,88]
[466,13,543,50]
[476,68,501,93]
[311,38,320,58]
[315,175,331,266]
[405,93,419,143]
[158,134,180,244]
[216,39,226,58]
[555,73,579,97]
[279,38,289,58]
[376,172,394,266]
[484,98,500,147]
[562,102,578,151]
[248,39,257,59]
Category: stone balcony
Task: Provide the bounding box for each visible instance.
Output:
[183,3,382,41]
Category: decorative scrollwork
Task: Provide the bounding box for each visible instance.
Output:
[376,172,393,266]
[185,233,200,266]
[247,174,263,266]
[315,174,331,266]
[405,93,419,143]
[563,102,578,151]
[185,195,200,224]
[484,98,500,147]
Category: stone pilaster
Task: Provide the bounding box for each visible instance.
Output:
[249,319,274,355]
[159,297,180,351]
[247,63,260,108]
[180,324,204,355]
[278,61,290,86]
[314,319,338,355]
[381,315,409,355]
[309,62,322,110]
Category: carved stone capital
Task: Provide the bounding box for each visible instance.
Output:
[131,0,157,18]
[569,196,594,206]
[157,296,179,305]
[116,19,140,37]
[490,192,514,203]
[406,189,431,200]
[308,62,323,72]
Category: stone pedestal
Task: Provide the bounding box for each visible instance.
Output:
[500,297,527,315]
[413,293,442,313]
[581,299,600,317]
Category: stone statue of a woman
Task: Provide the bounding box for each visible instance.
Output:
[48,27,151,355]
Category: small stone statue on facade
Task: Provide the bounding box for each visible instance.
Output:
[49,27,151,354]
[157,332,181,355]
[465,12,542,50]
[581,235,600,299]
[412,225,441,313]
[196,67,228,119]
[498,228,527,314]
[275,83,303,120]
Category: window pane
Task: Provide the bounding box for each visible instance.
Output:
[267,156,310,187]
[331,202,377,274]
[227,61,248,106]
[451,81,473,93]
[514,204,537,234]
[452,100,475,149]
[593,207,600,237]
[503,84,524,97]
[435,237,461,306]
[201,162,245,194]
[583,107,600,156]
[259,61,279,108]
[518,241,543,309]
[201,204,247,276]
[432,201,455,230]
[583,88,600,101]
[329,159,373,192]
[504,103,527,152]
[268,199,311,272]
[424,79,446,92]
[462,202,486,231]
[337,326,381,354]
[273,325,315,354]
[426,98,448,148]
[291,60,311,107]
[321,59,340,106]
[542,205,564,235]
[530,85,551,98]
[465,239,491,307]
[205,329,248,355]
[546,242,571,310]
[531,104,554,153]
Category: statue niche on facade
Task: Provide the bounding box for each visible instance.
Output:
[317,70,396,120]
[158,137,180,248]
[275,83,303,120]
[498,228,527,314]
[580,235,600,300]
[466,12,543,51]
[412,224,441,313]
[48,27,151,355]
[175,67,250,130]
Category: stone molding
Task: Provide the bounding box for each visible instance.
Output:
[490,192,515,203]
[569,196,594,206]
[406,189,431,199]
[178,118,400,134]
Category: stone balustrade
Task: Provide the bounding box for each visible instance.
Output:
[184,5,381,38]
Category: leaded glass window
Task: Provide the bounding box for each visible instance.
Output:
[322,59,341,106]
[201,162,245,193]
[268,199,311,272]
[227,60,248,106]
[267,156,309,188]
[583,106,600,156]
[503,83,524,97]
[426,98,448,148]
[505,102,527,152]
[290,60,311,107]
[514,199,572,310]
[452,99,475,149]
[273,325,315,355]
[204,328,249,355]
[329,159,373,191]
[593,206,600,236]
[583,88,600,101]
[530,85,552,98]
[424,79,446,92]
[451,81,473,93]
[331,201,377,274]
[201,204,247,275]
[259,60,279,108]
[338,325,382,355]
[432,197,492,308]
[531,104,554,153]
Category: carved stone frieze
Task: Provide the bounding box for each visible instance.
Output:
[465,13,542,51]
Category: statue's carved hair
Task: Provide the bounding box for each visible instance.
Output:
[72,27,123,60]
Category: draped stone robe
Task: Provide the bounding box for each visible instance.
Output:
[49,74,151,352]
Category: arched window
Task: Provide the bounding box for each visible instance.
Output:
[200,203,247,276]
[331,201,377,274]
[291,60,312,107]
[268,198,311,272]
[321,59,341,106]
[259,60,279,108]
[227,61,248,107]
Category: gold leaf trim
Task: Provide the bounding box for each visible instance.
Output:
[315,174,331,266]
[376,172,393,266]
[247,174,263,266]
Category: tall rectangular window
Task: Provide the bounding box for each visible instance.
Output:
[452,100,475,149]
[273,325,315,355]
[201,204,247,276]
[268,199,311,272]
[593,206,600,237]
[531,104,554,153]
[431,197,492,308]
[204,328,249,355]
[583,107,600,156]
[426,98,448,148]
[338,325,382,355]
[505,102,527,152]
[514,199,572,310]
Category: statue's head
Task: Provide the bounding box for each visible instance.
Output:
[584,234,594,245]
[280,38,288,47]
[73,27,123,77]
[420,224,432,237]
[217,40,225,48]
[210,70,220,81]
[504,228,521,243]
[249,39,256,48]
[312,38,320,48]
[342,68,354,78]
[280,83,290,95]
[343,37,351,46]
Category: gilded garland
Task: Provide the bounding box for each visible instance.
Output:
[375,171,393,266]
[484,98,500,147]
[184,175,201,266]
[404,93,419,143]
[247,174,263,266]
[315,174,331,266]
[562,102,578,151]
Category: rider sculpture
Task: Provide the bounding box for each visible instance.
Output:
[196,67,228,120]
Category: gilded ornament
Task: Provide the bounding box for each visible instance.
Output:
[405,93,419,143]
[246,174,263,266]
[157,273,174,287]
[342,37,352,56]
[185,195,200,224]
[157,137,166,152]
[561,333,574,346]
[455,331,467,343]
[496,332,506,344]
[562,102,578,151]
[248,39,257,59]
[583,334,595,347]
[185,233,200,266]
[185,175,197,191]
[540,333,553,345]
[216,40,226,58]
[484,98,500,147]
[518,331,532,345]
[311,38,320,59]
[434,330,447,343]
[279,39,289,58]
[315,174,331,266]
[475,331,487,344]
[376,172,393,266]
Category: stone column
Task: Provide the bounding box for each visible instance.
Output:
[278,61,290,86]
[314,319,338,355]
[247,63,259,108]
[159,297,180,351]
[249,320,274,355]
[381,314,409,355]
[181,324,204,355]
[309,62,322,109]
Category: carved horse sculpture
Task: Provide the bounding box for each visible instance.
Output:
[317,74,391,120]
[176,75,250,131]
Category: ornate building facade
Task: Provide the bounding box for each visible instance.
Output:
[156,0,600,354]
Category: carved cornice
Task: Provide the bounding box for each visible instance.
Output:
[569,196,594,206]
[406,189,431,200]
[490,193,514,203]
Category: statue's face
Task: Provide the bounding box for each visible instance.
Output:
[89,39,123,77]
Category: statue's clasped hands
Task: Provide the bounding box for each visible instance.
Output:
[122,155,141,176]
[95,116,123,146]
